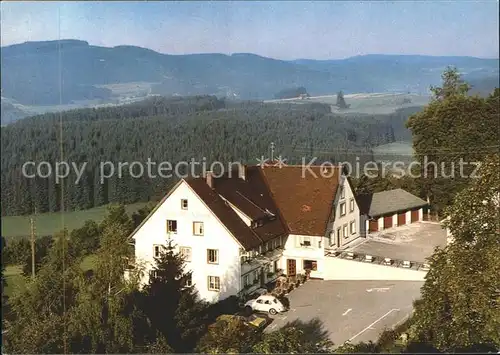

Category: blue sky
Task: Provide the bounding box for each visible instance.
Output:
[1,1,498,59]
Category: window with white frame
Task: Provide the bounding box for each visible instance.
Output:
[304,260,318,271]
[185,273,192,287]
[181,199,188,210]
[340,202,346,216]
[343,224,348,238]
[253,270,260,284]
[153,244,162,258]
[340,187,345,199]
[193,221,204,236]
[350,220,356,235]
[349,198,355,212]
[208,276,220,291]
[167,220,177,234]
[180,246,192,261]
[318,239,322,248]
[207,249,219,264]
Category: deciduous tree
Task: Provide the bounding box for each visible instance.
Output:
[409,154,500,351]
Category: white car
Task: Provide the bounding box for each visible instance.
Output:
[244,295,286,315]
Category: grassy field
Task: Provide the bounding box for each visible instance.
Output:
[1,202,150,238]
[266,92,430,115]
[4,255,98,298]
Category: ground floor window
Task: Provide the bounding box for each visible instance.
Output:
[253,270,260,284]
[303,260,318,271]
[208,276,220,291]
[185,273,192,287]
[273,260,279,272]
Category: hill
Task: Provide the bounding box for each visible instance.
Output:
[1,40,498,122]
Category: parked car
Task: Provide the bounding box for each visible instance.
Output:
[245,313,269,329]
[244,294,286,315]
[212,313,270,330]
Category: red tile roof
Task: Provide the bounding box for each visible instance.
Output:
[177,165,342,249]
[259,166,342,236]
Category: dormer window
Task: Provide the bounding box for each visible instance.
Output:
[264,209,276,220]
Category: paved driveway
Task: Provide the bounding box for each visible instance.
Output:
[347,222,447,263]
[265,279,423,346]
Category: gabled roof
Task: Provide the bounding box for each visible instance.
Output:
[212,166,288,241]
[130,165,343,248]
[129,179,184,240]
[366,188,428,217]
[259,165,342,236]
[185,178,265,250]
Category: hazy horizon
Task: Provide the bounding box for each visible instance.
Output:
[1,1,499,60]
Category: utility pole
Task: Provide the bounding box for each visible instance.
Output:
[30,208,36,280]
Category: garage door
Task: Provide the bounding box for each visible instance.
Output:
[369,219,378,232]
[411,209,419,222]
[383,216,392,229]
[397,213,406,226]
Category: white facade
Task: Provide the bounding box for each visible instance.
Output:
[367,207,424,234]
[323,257,426,281]
[281,234,325,279]
[132,180,242,303]
[328,177,362,249]
[131,172,429,301]
[280,177,363,279]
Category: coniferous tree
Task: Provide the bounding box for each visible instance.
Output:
[141,239,209,352]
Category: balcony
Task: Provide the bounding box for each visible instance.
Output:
[241,247,282,275]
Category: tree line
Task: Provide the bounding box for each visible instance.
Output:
[1,95,414,216]
[1,204,336,353]
[3,156,498,353]
[2,69,499,352]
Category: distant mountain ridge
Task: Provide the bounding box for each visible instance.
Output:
[1,39,498,108]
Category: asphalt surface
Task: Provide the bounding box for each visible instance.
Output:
[347,222,447,263]
[265,279,423,346]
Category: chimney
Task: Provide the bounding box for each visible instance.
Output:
[206,171,214,189]
[238,164,246,180]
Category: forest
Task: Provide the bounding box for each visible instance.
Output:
[1,68,499,354]
[1,95,415,216]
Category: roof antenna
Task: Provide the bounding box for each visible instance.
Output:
[270,142,275,162]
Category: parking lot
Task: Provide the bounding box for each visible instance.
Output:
[265,279,423,346]
[347,222,447,263]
